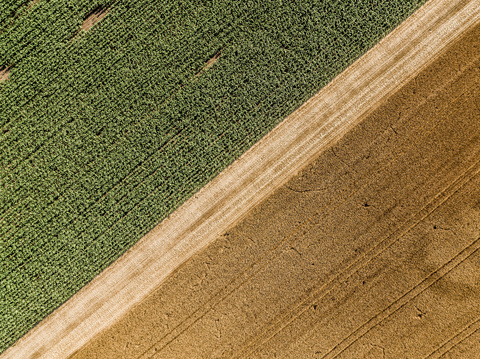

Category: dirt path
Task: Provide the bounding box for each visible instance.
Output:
[3,0,480,358]
[71,19,480,358]
[75,21,480,358]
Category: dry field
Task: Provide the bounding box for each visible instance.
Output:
[3,0,480,358]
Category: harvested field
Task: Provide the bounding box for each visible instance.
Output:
[4,0,480,358]
[70,21,480,358]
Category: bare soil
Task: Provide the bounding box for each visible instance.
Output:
[72,17,480,359]
[0,67,10,83]
[195,51,222,77]
[3,0,480,358]
[81,7,109,32]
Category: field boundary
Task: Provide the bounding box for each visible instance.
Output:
[3,0,480,358]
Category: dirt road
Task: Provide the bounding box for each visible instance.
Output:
[3,0,480,358]
[71,19,480,358]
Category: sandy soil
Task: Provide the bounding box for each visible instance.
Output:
[81,7,109,32]
[70,20,480,358]
[0,67,10,83]
[195,51,222,77]
[3,0,480,358]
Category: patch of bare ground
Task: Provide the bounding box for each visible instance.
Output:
[80,7,109,33]
[0,67,11,83]
[195,51,221,77]
[3,0,480,358]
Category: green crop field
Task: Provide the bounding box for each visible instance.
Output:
[0,0,427,352]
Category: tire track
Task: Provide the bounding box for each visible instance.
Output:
[426,318,480,358]
[322,238,480,358]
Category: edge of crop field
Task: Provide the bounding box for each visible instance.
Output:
[3,0,480,358]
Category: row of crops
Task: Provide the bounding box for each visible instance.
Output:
[0,0,427,352]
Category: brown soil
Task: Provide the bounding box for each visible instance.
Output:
[0,67,10,83]
[195,52,222,77]
[72,17,480,359]
[81,7,109,32]
[4,1,480,358]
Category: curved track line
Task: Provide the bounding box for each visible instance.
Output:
[3,0,480,358]
[323,236,480,358]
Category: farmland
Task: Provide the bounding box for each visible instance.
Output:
[71,18,480,358]
[0,0,430,354]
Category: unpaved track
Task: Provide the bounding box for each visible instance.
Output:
[3,0,480,358]
[75,22,480,358]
